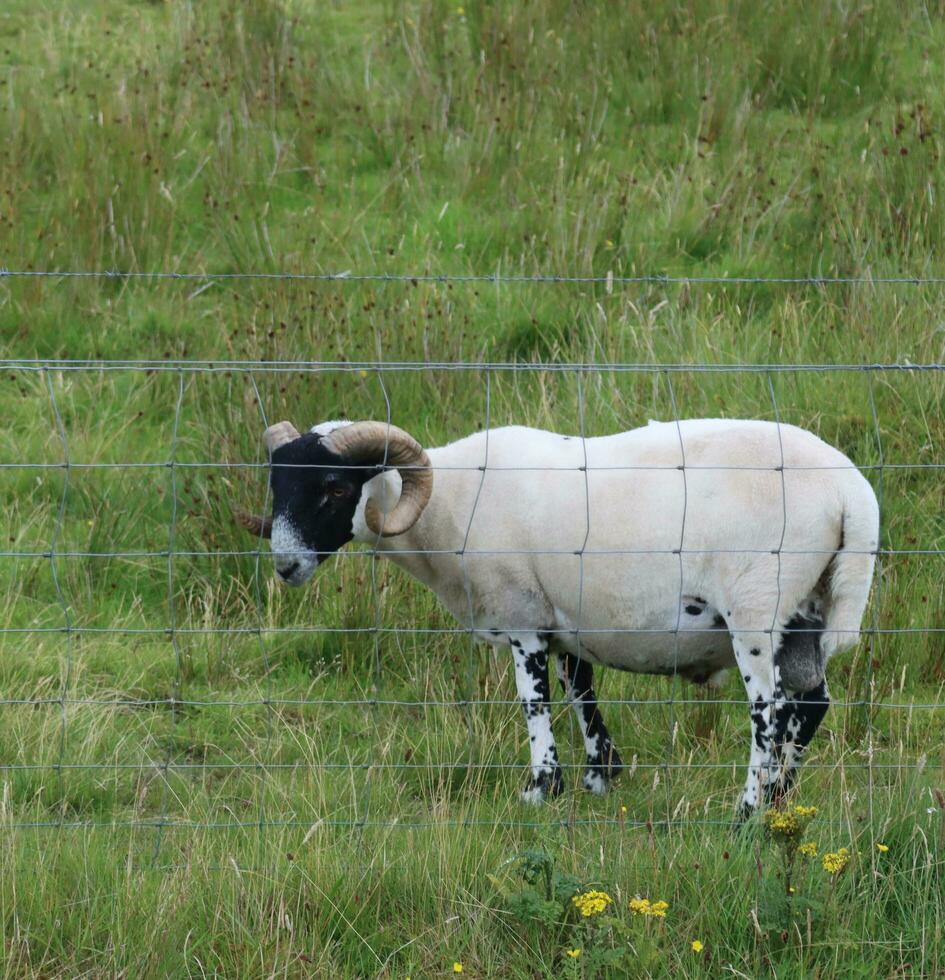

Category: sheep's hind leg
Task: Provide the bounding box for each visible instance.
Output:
[731,619,832,818]
[768,680,830,805]
[766,609,830,803]
[728,626,787,820]
[555,653,623,794]
[511,633,562,803]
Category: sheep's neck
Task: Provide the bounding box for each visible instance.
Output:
[361,470,447,593]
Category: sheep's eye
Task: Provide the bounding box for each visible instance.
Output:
[328,486,347,499]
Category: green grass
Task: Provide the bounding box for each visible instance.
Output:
[2,0,945,976]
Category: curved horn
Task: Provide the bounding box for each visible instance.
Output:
[324,421,433,537]
[233,506,272,539]
[263,420,301,454]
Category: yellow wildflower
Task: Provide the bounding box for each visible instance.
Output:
[822,847,850,875]
[765,804,817,849]
[765,809,800,836]
[572,890,613,917]
[798,841,818,858]
[358,369,368,378]
[629,897,669,918]
[691,940,704,952]
[565,948,582,958]
[876,843,889,853]
[453,963,463,974]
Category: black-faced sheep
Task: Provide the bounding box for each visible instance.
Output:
[237,417,878,814]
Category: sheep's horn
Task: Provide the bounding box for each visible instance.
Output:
[324,421,433,537]
[263,420,301,454]
[233,507,272,539]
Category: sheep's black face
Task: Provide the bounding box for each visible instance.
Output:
[268,434,378,586]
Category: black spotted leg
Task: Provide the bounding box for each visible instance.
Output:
[510,633,563,802]
[768,680,831,803]
[556,652,623,794]
[733,621,832,817]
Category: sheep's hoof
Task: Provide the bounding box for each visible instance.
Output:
[582,744,625,794]
[603,744,625,779]
[582,769,610,795]
[733,802,758,834]
[763,777,795,809]
[520,768,563,804]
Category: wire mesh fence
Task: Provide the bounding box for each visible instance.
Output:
[2,290,945,858]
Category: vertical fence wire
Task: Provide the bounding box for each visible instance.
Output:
[766,370,789,784]
[865,371,885,850]
[662,371,688,828]
[763,372,789,925]
[248,372,276,850]
[568,369,592,840]
[152,371,186,862]
[459,369,492,790]
[44,370,73,825]
[361,369,396,834]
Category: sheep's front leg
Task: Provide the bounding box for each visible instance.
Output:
[511,634,562,803]
[555,653,623,794]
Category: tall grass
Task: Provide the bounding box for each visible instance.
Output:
[1,0,945,975]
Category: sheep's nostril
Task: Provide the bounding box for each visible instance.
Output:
[277,561,300,580]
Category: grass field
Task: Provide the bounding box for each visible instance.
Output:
[2,0,945,976]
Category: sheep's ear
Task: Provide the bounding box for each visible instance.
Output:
[263,421,301,454]
[233,507,272,539]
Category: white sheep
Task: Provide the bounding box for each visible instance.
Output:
[237,416,879,813]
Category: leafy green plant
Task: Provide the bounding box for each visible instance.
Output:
[494,849,675,978]
[760,804,857,952]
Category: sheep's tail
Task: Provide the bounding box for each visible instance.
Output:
[820,475,880,661]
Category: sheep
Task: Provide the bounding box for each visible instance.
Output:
[236,416,879,814]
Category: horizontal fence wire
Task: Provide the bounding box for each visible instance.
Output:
[0,696,937,709]
[8,268,945,285]
[8,817,861,832]
[0,547,936,556]
[6,358,945,372]
[1,349,944,849]
[0,625,942,635]
[0,762,927,772]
